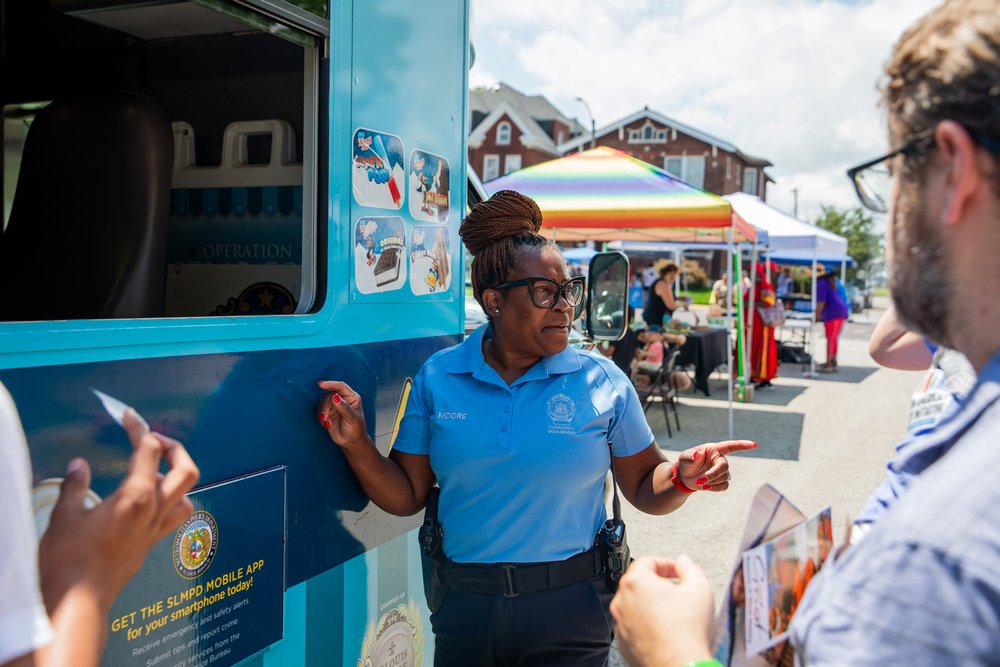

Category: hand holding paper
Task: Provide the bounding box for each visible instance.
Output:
[35,393,199,666]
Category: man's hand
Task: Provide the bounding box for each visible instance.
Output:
[611,555,716,667]
[38,409,199,641]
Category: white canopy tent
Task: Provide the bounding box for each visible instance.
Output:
[724,193,847,256]
[723,193,850,376]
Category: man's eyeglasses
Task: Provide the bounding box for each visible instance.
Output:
[492,276,586,309]
[847,126,1000,214]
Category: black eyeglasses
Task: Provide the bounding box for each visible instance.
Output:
[492,276,586,309]
[847,126,1000,213]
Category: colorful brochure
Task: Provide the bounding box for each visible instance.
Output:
[712,485,833,666]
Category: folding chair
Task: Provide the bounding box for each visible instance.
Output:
[635,347,682,437]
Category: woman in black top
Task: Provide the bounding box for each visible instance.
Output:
[645,263,679,330]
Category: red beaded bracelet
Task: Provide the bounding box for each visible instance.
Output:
[670,461,697,494]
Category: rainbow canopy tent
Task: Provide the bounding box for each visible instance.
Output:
[485,147,757,244]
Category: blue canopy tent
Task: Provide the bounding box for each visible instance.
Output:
[770,249,856,267]
[561,246,599,263]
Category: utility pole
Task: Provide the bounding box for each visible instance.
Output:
[575,96,596,149]
[792,188,800,218]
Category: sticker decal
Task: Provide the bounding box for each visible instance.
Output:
[387,377,413,454]
[355,216,407,293]
[409,225,450,295]
[407,150,450,223]
[357,599,425,667]
[353,128,405,210]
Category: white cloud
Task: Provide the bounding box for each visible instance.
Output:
[471,0,939,222]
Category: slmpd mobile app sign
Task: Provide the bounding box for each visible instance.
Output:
[102,467,285,667]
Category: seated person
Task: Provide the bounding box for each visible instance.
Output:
[632,330,665,379]
[631,332,693,392]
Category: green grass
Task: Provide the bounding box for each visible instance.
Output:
[872,287,889,298]
[678,289,712,305]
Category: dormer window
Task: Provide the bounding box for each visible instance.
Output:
[497,121,511,145]
[628,120,668,144]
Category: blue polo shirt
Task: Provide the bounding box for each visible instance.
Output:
[393,324,654,564]
[790,350,1000,664]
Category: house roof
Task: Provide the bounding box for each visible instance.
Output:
[468,82,584,155]
[558,107,773,169]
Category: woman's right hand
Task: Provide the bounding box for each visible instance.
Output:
[317,380,369,449]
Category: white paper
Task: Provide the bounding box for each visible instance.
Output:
[91,388,149,432]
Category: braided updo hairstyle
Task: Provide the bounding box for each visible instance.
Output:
[460,190,552,315]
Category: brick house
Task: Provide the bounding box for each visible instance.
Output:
[558,107,773,197]
[468,82,585,182]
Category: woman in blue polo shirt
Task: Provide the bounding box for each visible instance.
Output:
[317,190,755,667]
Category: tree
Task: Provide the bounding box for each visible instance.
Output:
[813,205,882,278]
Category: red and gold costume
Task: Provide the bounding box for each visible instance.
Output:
[750,262,779,383]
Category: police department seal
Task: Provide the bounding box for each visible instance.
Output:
[547,393,576,424]
[546,393,578,435]
[173,510,218,579]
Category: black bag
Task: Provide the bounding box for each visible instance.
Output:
[779,342,811,364]
[419,486,448,613]
[596,440,632,593]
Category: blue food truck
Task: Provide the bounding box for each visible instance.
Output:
[0,1,627,665]
[1,0,470,664]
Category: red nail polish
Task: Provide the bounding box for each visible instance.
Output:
[693,450,700,458]
[696,477,708,486]
[753,441,758,448]
[703,484,712,490]
[333,394,341,405]
[322,420,331,429]
[319,412,327,421]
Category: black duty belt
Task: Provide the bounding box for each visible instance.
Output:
[442,547,603,598]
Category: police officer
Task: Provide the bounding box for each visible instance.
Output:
[318,190,754,667]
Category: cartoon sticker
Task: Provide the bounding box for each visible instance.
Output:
[352,128,405,210]
[409,225,450,295]
[355,216,407,294]
[407,149,451,223]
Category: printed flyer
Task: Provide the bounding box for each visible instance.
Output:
[742,507,833,657]
[713,485,833,667]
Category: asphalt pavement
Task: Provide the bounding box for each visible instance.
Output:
[608,297,921,665]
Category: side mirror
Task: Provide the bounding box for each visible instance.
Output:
[586,251,629,341]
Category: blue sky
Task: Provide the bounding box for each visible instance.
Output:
[470,0,940,223]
